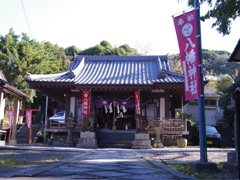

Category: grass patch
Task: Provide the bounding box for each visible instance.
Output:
[0,158,26,166]
[163,162,237,179]
[166,163,213,179]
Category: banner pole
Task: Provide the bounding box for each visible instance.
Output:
[194,0,208,162]
[29,122,32,144]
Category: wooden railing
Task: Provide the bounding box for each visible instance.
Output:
[48,120,83,129]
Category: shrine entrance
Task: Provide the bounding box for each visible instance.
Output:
[94,98,136,130]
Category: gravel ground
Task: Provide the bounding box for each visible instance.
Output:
[135,147,233,164]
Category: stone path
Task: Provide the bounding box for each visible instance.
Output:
[0,148,195,179]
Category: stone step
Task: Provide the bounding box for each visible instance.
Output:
[98,140,133,149]
[16,124,43,144]
[97,133,135,142]
[97,130,135,148]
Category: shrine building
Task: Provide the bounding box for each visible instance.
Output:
[26,55,188,148]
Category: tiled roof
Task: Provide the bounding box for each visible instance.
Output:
[26,55,184,86]
[0,70,29,98]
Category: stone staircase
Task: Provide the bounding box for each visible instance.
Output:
[97,129,136,149]
[16,124,43,144]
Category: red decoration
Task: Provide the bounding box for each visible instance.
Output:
[6,109,14,143]
[173,10,202,100]
[7,109,14,128]
[82,90,91,115]
[134,91,141,114]
[26,110,32,128]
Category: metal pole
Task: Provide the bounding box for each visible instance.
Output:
[194,0,208,162]
[44,96,48,143]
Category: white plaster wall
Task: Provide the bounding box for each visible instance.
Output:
[70,97,75,115]
[0,92,5,121]
[160,98,165,118]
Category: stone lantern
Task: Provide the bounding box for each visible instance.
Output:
[153,120,163,148]
[64,112,76,147]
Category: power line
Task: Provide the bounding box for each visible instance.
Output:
[21,0,33,38]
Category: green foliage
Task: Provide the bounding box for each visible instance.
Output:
[65,45,81,58]
[0,29,70,103]
[215,75,235,127]
[168,54,183,73]
[175,110,194,121]
[79,41,139,56]
[186,0,240,35]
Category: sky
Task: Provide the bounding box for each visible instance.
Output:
[0,0,239,55]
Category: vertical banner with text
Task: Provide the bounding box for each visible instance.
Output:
[7,109,14,128]
[134,91,141,114]
[26,110,32,128]
[82,90,91,116]
[26,110,33,144]
[173,10,202,100]
[7,109,14,143]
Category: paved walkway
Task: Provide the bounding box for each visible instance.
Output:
[0,147,196,180]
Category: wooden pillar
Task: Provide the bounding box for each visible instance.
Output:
[10,96,20,146]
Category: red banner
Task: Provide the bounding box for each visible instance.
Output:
[82,90,91,115]
[173,10,202,100]
[7,109,14,127]
[7,109,14,143]
[26,110,32,128]
[134,91,141,114]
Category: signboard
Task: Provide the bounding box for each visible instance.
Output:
[134,91,141,114]
[82,90,91,115]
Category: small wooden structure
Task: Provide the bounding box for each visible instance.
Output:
[0,70,29,145]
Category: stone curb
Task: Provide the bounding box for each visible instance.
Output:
[132,150,197,180]
[0,145,92,152]
[132,150,197,179]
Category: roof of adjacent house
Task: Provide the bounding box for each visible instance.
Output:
[0,70,29,98]
[225,39,240,92]
[26,55,184,86]
[229,39,240,62]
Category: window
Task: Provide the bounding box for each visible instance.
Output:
[205,100,217,106]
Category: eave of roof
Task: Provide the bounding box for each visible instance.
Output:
[229,39,240,62]
[0,79,29,98]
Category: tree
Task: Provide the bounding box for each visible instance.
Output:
[170,49,240,76]
[65,45,81,58]
[135,42,153,55]
[0,29,70,103]
[185,0,240,35]
[215,75,235,127]
[168,54,183,73]
[79,41,139,56]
